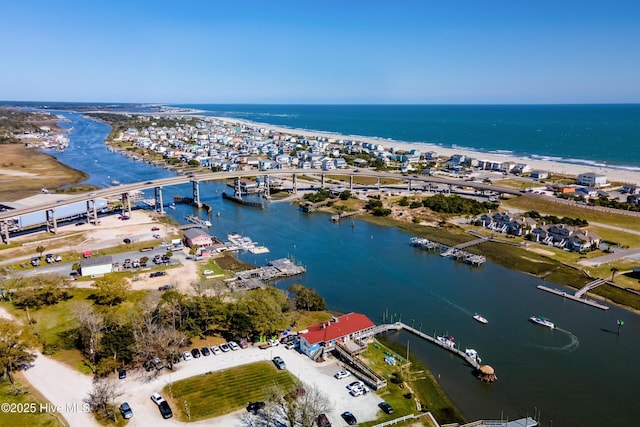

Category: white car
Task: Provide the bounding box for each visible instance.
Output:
[211,346,221,355]
[334,370,351,379]
[268,339,279,347]
[183,351,193,361]
[229,341,240,351]
[151,393,165,405]
[203,269,213,275]
[346,381,364,390]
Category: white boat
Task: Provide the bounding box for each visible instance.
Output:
[436,335,456,349]
[465,348,482,364]
[529,316,555,329]
[473,314,488,324]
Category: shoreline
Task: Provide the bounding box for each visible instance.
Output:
[204,115,640,185]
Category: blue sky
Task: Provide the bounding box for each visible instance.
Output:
[1,1,639,104]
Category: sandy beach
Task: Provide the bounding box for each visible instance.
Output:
[212,116,640,186]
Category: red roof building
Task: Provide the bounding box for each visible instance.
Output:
[298,312,376,358]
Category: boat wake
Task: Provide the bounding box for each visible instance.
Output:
[530,328,580,353]
[428,292,473,317]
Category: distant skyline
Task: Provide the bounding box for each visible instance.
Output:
[2,1,639,104]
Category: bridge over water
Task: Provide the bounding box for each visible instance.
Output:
[0,168,522,243]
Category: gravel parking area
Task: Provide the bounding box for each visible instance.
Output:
[120,345,383,426]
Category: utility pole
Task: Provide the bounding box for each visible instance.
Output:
[617,320,624,335]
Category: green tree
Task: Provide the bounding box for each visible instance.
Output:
[288,284,326,311]
[92,275,130,306]
[339,190,351,200]
[0,318,38,384]
[35,245,45,258]
[11,273,70,310]
[235,288,288,336]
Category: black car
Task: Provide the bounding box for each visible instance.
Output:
[341,411,357,425]
[272,356,286,370]
[378,402,394,414]
[118,369,127,379]
[150,271,166,278]
[158,400,173,419]
[158,284,174,291]
[246,401,265,413]
[123,238,131,244]
[119,402,133,419]
[201,346,211,356]
[191,348,201,358]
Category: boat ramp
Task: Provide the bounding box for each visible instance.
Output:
[537,278,610,310]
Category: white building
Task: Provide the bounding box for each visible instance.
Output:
[577,172,607,187]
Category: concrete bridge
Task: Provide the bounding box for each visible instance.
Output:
[0,168,523,243]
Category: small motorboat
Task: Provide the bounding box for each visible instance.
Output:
[473,313,488,324]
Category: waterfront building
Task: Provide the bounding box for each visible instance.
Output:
[298,312,376,359]
[183,228,213,248]
[577,172,607,187]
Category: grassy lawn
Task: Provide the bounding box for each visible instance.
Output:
[492,178,533,190]
[0,376,68,427]
[588,225,640,248]
[371,339,465,426]
[165,361,296,422]
[0,287,150,374]
[502,195,640,232]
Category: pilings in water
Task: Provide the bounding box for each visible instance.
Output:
[410,237,486,266]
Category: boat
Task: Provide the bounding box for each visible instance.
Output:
[473,314,488,324]
[529,316,555,329]
[436,335,456,349]
[465,348,482,364]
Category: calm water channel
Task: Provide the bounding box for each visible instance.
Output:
[46,111,640,426]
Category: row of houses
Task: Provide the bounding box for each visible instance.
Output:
[478,212,600,251]
[122,115,616,192]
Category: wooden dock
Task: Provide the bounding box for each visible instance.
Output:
[380,322,481,370]
[537,282,610,310]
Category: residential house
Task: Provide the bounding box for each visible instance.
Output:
[530,170,549,180]
[577,172,607,188]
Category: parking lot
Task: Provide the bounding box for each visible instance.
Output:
[119,344,384,426]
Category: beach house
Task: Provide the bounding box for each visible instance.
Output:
[577,172,607,188]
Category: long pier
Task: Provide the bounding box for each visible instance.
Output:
[380,322,481,370]
[537,279,610,310]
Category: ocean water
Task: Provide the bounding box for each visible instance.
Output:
[177,104,640,171]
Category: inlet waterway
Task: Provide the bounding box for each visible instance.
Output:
[45,111,639,426]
